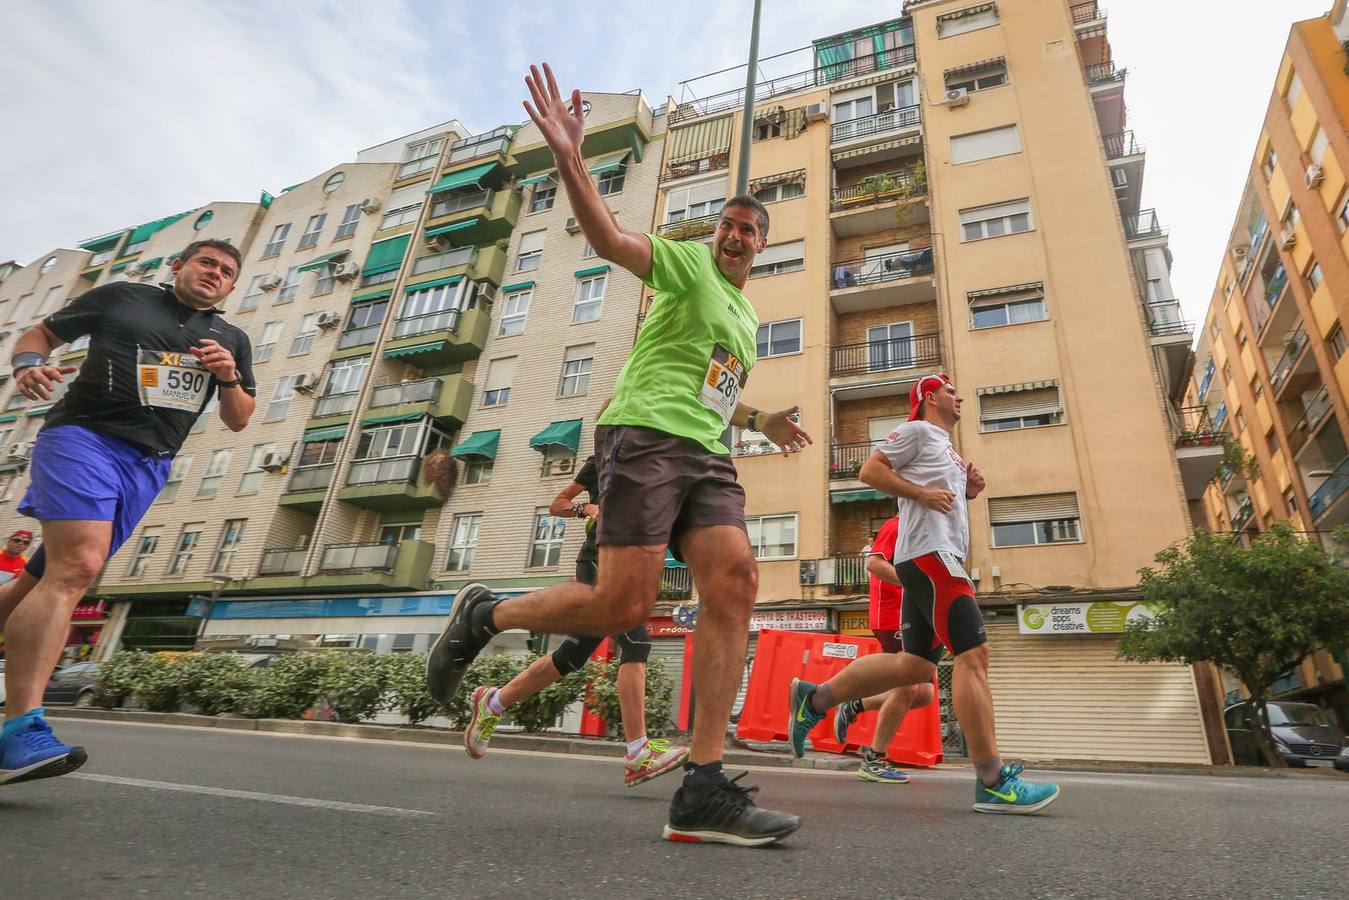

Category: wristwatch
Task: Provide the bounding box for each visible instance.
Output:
[573,501,589,519]
[746,409,762,432]
[216,378,241,389]
[11,351,46,374]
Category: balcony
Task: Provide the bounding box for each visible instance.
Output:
[279,463,335,513]
[829,247,935,313]
[662,149,730,184]
[312,391,358,419]
[1308,456,1349,525]
[1231,496,1255,532]
[1085,60,1126,87]
[657,565,692,601]
[655,212,720,241]
[310,539,434,593]
[829,441,873,481]
[832,554,869,594]
[257,547,306,577]
[382,306,491,366]
[1123,208,1166,244]
[1287,387,1334,458]
[447,131,511,166]
[1269,324,1309,395]
[1071,1,1107,31]
[1146,300,1192,338]
[337,322,381,351]
[830,332,941,401]
[830,169,929,236]
[337,454,446,510]
[406,242,506,287]
[1172,405,1227,500]
[367,375,473,428]
[424,187,520,245]
[830,105,921,154]
[1103,130,1141,160]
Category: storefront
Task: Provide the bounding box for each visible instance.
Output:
[837,609,872,638]
[0,600,109,663]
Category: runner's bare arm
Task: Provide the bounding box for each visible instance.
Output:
[11,324,76,401]
[860,449,955,513]
[191,339,254,431]
[548,481,598,519]
[965,461,986,499]
[732,403,813,456]
[523,63,652,280]
[865,554,902,586]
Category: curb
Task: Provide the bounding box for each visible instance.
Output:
[45,708,1349,779]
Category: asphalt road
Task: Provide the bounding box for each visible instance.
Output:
[2,720,1346,899]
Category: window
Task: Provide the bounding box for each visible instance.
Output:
[754,121,781,142]
[1338,195,1349,232]
[398,283,460,336]
[1236,410,1247,432]
[1285,70,1303,108]
[238,443,277,495]
[483,356,516,407]
[297,214,326,251]
[950,124,1020,164]
[989,494,1082,547]
[970,284,1047,329]
[38,286,64,316]
[157,455,192,503]
[334,204,361,240]
[664,177,728,223]
[121,240,147,257]
[323,172,345,193]
[39,256,57,274]
[516,231,546,271]
[290,313,320,356]
[378,521,421,545]
[324,355,369,397]
[756,319,802,358]
[462,455,493,485]
[379,203,422,231]
[754,181,804,204]
[446,514,482,570]
[262,223,290,258]
[832,93,873,124]
[560,344,594,397]
[239,275,267,312]
[582,242,597,259]
[747,514,798,559]
[1310,127,1329,167]
[88,249,115,267]
[264,375,299,422]
[749,240,805,278]
[167,525,203,575]
[253,321,284,363]
[867,322,914,371]
[1263,148,1278,180]
[313,264,335,296]
[529,182,557,213]
[979,383,1063,431]
[597,162,627,196]
[1146,279,1165,303]
[399,138,444,178]
[1308,262,1324,293]
[359,268,398,289]
[499,288,531,336]
[276,266,301,303]
[210,519,247,573]
[127,526,162,577]
[197,449,233,498]
[945,59,1008,93]
[1330,325,1348,361]
[731,424,781,458]
[938,3,998,37]
[341,301,387,349]
[573,274,606,323]
[527,509,566,567]
[960,199,1032,241]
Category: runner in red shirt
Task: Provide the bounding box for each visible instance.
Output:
[0,531,33,581]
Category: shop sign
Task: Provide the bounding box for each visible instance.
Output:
[647,616,695,638]
[821,641,858,659]
[1018,601,1158,635]
[838,610,871,634]
[750,609,829,632]
[71,601,108,620]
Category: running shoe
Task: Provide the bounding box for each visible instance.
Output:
[786,678,823,759]
[972,761,1060,814]
[833,699,859,746]
[858,751,910,784]
[0,716,88,785]
[426,583,496,705]
[663,772,801,846]
[624,739,689,787]
[463,686,501,760]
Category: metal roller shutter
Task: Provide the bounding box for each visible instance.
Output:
[978,386,1061,419]
[987,493,1079,523]
[731,635,758,719]
[648,639,687,729]
[984,624,1211,764]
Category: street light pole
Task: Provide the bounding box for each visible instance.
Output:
[734,0,764,196]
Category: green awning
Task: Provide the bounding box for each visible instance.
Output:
[587,151,630,175]
[404,276,462,293]
[260,191,275,208]
[110,262,131,273]
[575,264,610,279]
[0,413,18,424]
[831,488,890,504]
[79,232,123,252]
[80,269,102,281]
[529,419,582,454]
[664,549,686,569]
[425,162,501,195]
[425,219,482,239]
[518,170,555,187]
[363,234,412,276]
[166,252,182,263]
[362,411,426,426]
[500,280,535,293]
[0,462,22,474]
[124,210,193,246]
[384,341,446,359]
[26,406,52,417]
[302,425,347,442]
[297,250,348,272]
[139,257,163,270]
[450,429,501,460]
[351,288,392,304]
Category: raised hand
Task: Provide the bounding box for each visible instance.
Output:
[190,339,237,382]
[16,364,77,402]
[761,406,814,457]
[523,63,586,160]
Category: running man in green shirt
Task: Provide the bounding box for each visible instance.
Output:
[428,63,811,847]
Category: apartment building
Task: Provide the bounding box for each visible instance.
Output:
[1188,0,1349,727]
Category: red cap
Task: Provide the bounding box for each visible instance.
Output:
[908,373,952,421]
[9,530,32,541]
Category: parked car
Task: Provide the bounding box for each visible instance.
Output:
[42,661,101,707]
[1224,701,1349,771]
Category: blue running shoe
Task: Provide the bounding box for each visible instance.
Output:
[972,761,1059,814]
[0,716,88,785]
[858,751,910,784]
[787,678,823,759]
[833,700,859,746]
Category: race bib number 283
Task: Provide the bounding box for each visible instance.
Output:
[699,343,748,426]
[137,350,211,412]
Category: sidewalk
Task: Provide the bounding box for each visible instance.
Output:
[47,707,1349,780]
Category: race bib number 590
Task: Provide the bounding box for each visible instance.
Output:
[138,350,211,412]
[699,343,748,426]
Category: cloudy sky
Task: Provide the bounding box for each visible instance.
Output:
[0,0,1329,322]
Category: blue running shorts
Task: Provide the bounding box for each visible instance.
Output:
[18,425,172,579]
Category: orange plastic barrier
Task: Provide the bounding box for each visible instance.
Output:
[735,629,942,767]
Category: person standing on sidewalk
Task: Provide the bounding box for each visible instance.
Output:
[0,240,255,785]
[832,515,933,784]
[787,374,1060,814]
[461,455,688,785]
[427,64,811,846]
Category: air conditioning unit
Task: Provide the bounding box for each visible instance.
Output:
[331,262,359,281]
[259,451,287,472]
[315,311,342,328]
[803,102,828,122]
[259,274,283,291]
[1279,228,1296,250]
[1232,244,1249,260]
[564,217,581,235]
[544,456,575,476]
[360,197,382,214]
[476,283,498,306]
[293,373,319,394]
[944,87,970,107]
[1306,164,1325,188]
[9,441,33,461]
[424,233,450,251]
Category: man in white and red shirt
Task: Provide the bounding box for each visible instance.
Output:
[788,374,1060,815]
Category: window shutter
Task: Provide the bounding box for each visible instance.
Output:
[385,184,427,210]
[988,493,1079,524]
[689,177,729,206]
[968,282,1044,306]
[951,125,1021,164]
[518,231,546,254]
[754,240,805,267]
[667,114,734,163]
[979,384,1061,418]
[959,198,1029,225]
[564,343,594,362]
[484,357,516,391]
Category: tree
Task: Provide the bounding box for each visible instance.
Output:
[1118,523,1349,766]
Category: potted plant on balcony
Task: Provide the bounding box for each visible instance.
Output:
[422,448,456,498]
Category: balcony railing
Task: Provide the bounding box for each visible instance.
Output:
[1086,61,1126,84]
[657,565,692,601]
[655,212,721,240]
[1231,497,1255,531]
[370,378,443,409]
[1146,300,1192,337]
[831,247,933,289]
[257,548,306,577]
[668,45,916,125]
[1308,455,1349,520]
[430,188,493,218]
[1123,208,1165,239]
[346,454,419,487]
[393,307,463,339]
[313,391,358,418]
[1102,130,1141,159]
[831,331,941,378]
[411,246,474,277]
[1174,406,1227,448]
[662,149,730,183]
[337,323,381,350]
[830,441,873,480]
[1264,266,1288,308]
[1071,1,1104,23]
[830,169,926,211]
[833,553,870,592]
[319,541,398,574]
[448,133,510,164]
[1269,325,1309,392]
[831,104,921,144]
[287,464,334,493]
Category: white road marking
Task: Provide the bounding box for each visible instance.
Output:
[70,772,436,818]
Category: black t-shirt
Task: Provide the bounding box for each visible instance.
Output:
[575,455,599,563]
[41,282,256,455]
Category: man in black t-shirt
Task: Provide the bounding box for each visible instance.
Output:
[0,240,255,786]
[460,455,688,786]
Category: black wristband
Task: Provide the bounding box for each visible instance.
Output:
[12,351,46,373]
[217,378,241,389]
